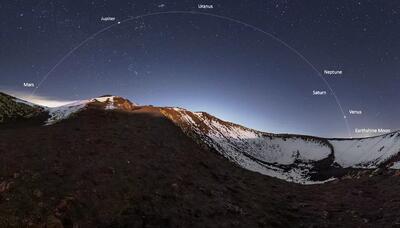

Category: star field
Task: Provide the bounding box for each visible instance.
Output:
[1,0,400,138]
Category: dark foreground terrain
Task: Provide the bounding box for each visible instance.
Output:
[1,106,400,227]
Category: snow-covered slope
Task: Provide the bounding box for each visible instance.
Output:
[329,132,400,168]
[161,108,334,184]
[0,93,138,125]
[161,107,400,184]
[46,95,137,124]
[4,92,400,184]
[46,100,88,125]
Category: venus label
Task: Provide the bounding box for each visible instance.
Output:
[349,110,362,115]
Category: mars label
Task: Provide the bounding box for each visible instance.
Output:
[23,82,35,87]
[198,4,214,9]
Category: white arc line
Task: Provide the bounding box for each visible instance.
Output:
[31,10,351,137]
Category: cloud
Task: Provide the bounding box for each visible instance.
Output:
[2,90,76,107]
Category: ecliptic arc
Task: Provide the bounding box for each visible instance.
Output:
[31,10,351,137]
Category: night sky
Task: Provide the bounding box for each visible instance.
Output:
[1,0,400,138]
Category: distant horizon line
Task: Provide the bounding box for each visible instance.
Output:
[2,90,396,140]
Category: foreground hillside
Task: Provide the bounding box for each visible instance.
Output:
[1,106,400,227]
[0,92,47,126]
[3,92,400,184]
[0,106,303,227]
[2,92,400,227]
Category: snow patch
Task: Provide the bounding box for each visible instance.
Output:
[329,132,400,168]
[45,100,89,125]
[390,161,400,169]
[43,95,136,124]
[92,96,115,103]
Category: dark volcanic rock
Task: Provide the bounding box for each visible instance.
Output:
[0,92,48,126]
[1,94,400,227]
